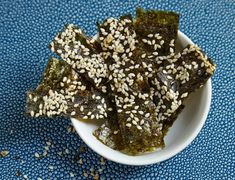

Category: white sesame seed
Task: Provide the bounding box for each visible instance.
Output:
[137,125,142,130]
[87,111,92,116]
[140,119,145,125]
[126,123,132,127]
[153,52,158,56]
[117,109,122,113]
[33,96,37,102]
[35,152,40,158]
[57,49,62,54]
[181,92,188,98]
[145,113,150,118]
[142,39,148,43]
[30,111,34,117]
[46,141,51,146]
[63,77,67,82]
[71,111,76,116]
[132,120,137,125]
[48,165,54,170]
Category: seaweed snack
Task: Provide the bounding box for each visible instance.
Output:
[49,25,125,150]
[26,8,216,156]
[98,15,164,154]
[26,58,110,120]
[150,44,216,133]
[134,8,179,56]
[49,24,108,92]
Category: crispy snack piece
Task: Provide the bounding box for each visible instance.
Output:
[151,44,216,133]
[134,8,179,56]
[49,25,125,149]
[93,112,125,151]
[26,58,110,120]
[49,24,108,92]
[98,15,164,155]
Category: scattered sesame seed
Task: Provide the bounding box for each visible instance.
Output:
[65,149,69,154]
[48,165,54,170]
[34,153,40,158]
[70,172,75,177]
[46,141,51,146]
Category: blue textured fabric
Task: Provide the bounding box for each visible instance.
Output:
[0,0,234,179]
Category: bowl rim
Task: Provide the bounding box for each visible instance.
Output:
[71,30,212,166]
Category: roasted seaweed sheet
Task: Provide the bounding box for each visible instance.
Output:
[26,58,111,121]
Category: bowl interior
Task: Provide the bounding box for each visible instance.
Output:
[71,31,212,165]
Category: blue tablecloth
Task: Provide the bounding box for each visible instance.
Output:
[0,0,234,179]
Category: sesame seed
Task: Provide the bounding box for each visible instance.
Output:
[132,110,137,113]
[48,165,54,170]
[181,92,188,98]
[87,111,92,115]
[30,111,34,117]
[33,96,37,102]
[145,113,150,118]
[141,53,146,58]
[34,153,40,158]
[70,172,75,177]
[153,52,158,56]
[140,119,145,125]
[117,109,122,113]
[134,106,139,110]
[57,49,62,54]
[71,111,76,116]
[142,38,148,43]
[137,125,142,130]
[46,141,51,146]
[132,120,137,125]
[126,123,132,127]
[63,77,67,82]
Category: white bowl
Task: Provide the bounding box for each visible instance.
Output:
[71,31,212,166]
